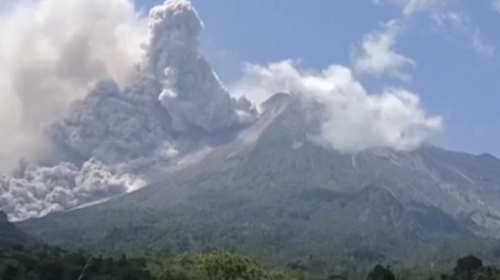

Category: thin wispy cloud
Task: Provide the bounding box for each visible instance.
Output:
[431,10,495,58]
[431,11,468,32]
[493,0,500,14]
[472,31,495,57]
[352,21,414,80]
[377,0,450,15]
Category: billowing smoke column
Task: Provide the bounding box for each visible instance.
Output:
[49,0,253,165]
[0,0,256,221]
[148,1,248,133]
[48,79,175,167]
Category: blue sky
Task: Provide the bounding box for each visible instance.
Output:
[140,0,500,156]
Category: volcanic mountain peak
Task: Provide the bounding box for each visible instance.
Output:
[17,91,500,240]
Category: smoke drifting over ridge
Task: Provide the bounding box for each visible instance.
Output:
[0,0,441,221]
[229,61,442,153]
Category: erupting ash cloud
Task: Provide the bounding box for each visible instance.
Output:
[0,0,253,221]
[147,1,248,133]
[48,0,253,166]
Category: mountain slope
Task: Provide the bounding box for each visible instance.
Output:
[17,93,500,270]
[0,211,35,247]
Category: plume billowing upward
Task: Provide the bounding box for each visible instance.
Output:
[0,0,255,221]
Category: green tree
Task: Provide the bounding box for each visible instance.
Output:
[198,252,265,280]
[367,265,395,280]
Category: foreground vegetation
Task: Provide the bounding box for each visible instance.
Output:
[1,245,500,280]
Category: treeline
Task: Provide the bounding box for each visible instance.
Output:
[0,245,151,280]
[0,245,499,280]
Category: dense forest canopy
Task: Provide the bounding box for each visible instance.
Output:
[0,245,499,280]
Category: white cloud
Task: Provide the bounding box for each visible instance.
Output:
[379,0,449,15]
[431,11,468,32]
[352,21,414,80]
[472,31,495,57]
[229,60,442,153]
